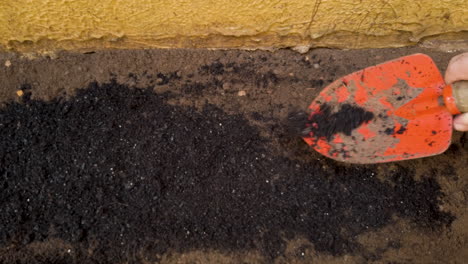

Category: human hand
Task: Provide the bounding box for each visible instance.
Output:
[445,53,468,131]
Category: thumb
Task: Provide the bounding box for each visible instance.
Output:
[445,53,468,84]
[453,113,468,131]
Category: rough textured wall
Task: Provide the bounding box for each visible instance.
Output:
[1,0,468,52]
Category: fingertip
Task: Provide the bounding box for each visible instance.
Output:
[453,113,468,131]
[445,53,468,84]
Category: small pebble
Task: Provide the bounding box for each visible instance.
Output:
[5,60,11,67]
[313,63,320,69]
[16,90,24,97]
[238,90,246,96]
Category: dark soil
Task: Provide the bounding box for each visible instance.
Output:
[303,103,375,140]
[0,81,453,263]
[0,47,467,264]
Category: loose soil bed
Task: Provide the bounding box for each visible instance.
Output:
[0,48,467,264]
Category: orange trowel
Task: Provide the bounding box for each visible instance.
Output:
[302,53,468,164]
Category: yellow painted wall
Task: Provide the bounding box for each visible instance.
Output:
[1,0,468,52]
